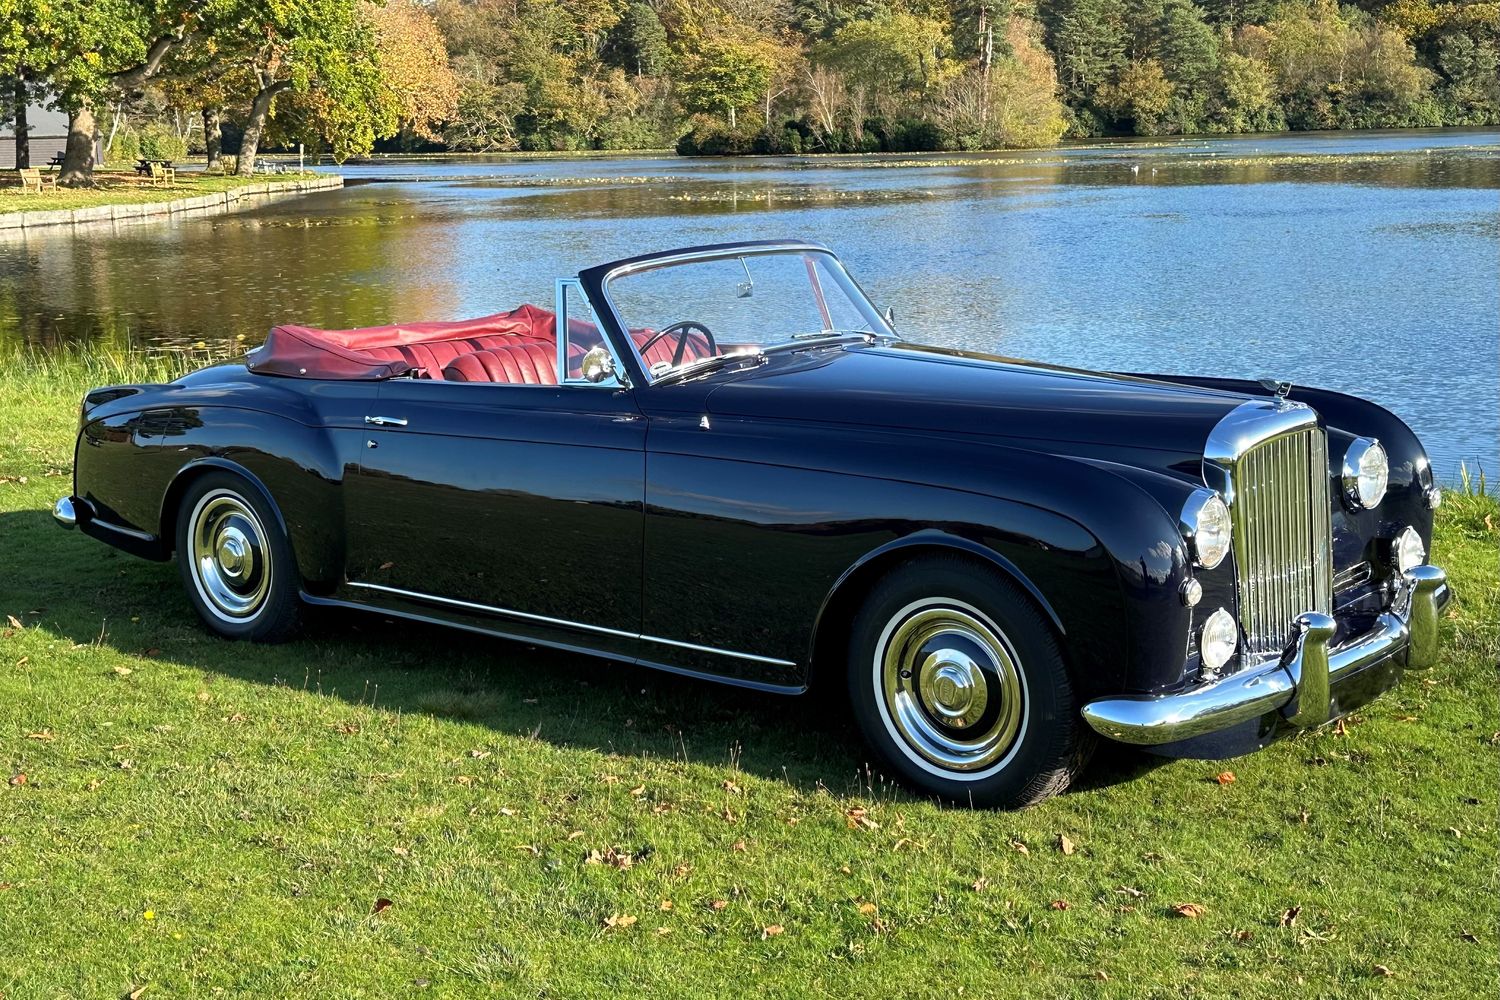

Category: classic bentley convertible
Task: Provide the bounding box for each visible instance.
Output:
[54,240,1450,807]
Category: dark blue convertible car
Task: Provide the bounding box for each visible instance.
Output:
[54,241,1449,806]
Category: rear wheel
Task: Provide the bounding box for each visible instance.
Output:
[175,471,300,642]
[846,557,1092,807]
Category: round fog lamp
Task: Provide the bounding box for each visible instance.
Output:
[1394,526,1426,573]
[1200,607,1239,676]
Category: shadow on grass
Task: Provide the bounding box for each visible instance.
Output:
[2,506,1165,803]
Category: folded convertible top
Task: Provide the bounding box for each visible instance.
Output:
[246,304,558,379]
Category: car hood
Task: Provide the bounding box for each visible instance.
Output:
[705,342,1251,466]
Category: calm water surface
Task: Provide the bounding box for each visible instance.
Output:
[2,129,1496,476]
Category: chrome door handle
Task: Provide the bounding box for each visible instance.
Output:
[364,415,408,427]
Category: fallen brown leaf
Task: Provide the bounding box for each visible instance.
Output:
[761,924,784,939]
[971,877,990,893]
[14,656,28,667]
[1373,965,1393,977]
[1173,903,1206,919]
[710,899,728,911]
[1233,929,1254,942]
[378,561,395,571]
[124,986,148,1000]
[1057,834,1076,855]
[25,730,53,741]
[1115,886,1144,898]
[1010,839,1029,855]
[6,615,22,629]
[1049,899,1071,911]
[1460,931,1480,944]
[603,913,637,930]
[731,839,747,852]
[1280,905,1302,927]
[372,898,393,915]
[659,900,673,911]
[566,830,585,841]
[8,773,26,786]
[857,902,878,915]
[1214,771,1236,785]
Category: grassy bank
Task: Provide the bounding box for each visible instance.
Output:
[0,356,1494,998]
[0,170,327,215]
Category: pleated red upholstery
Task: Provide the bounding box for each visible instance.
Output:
[443,343,562,385]
[251,305,560,380]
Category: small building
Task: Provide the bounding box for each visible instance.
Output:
[1,100,100,169]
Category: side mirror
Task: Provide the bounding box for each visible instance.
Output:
[882,305,896,329]
[580,345,617,384]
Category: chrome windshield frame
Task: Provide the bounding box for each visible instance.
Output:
[588,241,894,387]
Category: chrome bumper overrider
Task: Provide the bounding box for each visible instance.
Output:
[52,496,79,528]
[1082,565,1448,746]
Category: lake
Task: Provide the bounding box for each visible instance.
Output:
[2,128,1496,477]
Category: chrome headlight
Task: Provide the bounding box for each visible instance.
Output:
[1393,525,1426,573]
[1342,438,1388,509]
[1200,607,1239,676]
[1180,490,1232,569]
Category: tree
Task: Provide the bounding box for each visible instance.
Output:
[364,0,460,142]
[678,36,774,129]
[207,0,394,174]
[0,0,203,185]
[616,1,671,75]
[1100,56,1174,130]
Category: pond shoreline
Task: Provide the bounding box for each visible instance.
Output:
[0,175,344,232]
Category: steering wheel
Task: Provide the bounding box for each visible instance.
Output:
[637,320,719,370]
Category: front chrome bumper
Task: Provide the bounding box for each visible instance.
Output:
[1082,565,1448,746]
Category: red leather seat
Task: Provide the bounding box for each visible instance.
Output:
[443,342,561,385]
[365,334,551,379]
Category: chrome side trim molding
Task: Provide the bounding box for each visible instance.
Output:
[346,581,798,668]
[1081,565,1447,745]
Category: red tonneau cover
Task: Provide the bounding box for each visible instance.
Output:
[246,304,558,380]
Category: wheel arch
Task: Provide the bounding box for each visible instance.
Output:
[807,532,1071,696]
[161,458,289,556]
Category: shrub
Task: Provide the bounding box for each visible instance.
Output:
[137,121,188,162]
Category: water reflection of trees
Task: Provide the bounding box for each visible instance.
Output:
[0,194,462,352]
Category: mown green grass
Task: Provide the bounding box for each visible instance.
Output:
[0,171,326,215]
[0,357,1494,998]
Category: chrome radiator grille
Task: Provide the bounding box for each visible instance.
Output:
[1230,426,1334,656]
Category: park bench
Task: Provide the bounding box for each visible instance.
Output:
[147,161,176,187]
[17,168,56,194]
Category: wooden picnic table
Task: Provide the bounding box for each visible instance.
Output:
[47,151,65,167]
[135,158,175,176]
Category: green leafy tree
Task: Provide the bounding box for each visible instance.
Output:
[206,0,395,173]
[0,0,202,184]
[678,36,774,129]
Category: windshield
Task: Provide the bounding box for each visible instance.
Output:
[603,248,891,381]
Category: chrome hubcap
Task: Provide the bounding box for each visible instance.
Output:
[189,491,271,621]
[879,602,1026,773]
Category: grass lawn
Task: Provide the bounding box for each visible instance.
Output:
[0,355,1494,998]
[0,170,327,215]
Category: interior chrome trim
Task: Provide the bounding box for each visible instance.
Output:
[346,581,798,667]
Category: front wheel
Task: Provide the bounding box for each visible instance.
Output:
[175,471,301,642]
[846,557,1092,808]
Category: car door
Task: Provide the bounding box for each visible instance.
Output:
[341,352,646,659]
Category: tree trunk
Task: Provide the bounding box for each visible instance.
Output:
[237,82,288,176]
[13,74,28,170]
[57,105,97,186]
[203,106,222,169]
